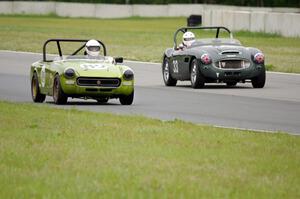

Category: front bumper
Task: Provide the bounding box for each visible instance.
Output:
[200,62,264,81]
[60,76,134,98]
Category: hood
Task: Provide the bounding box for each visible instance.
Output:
[201,45,250,55]
[53,59,123,77]
[191,44,261,61]
[191,44,256,61]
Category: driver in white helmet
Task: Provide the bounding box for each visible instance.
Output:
[179,31,195,50]
[85,39,101,58]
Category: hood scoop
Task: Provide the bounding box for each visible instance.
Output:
[220,50,241,55]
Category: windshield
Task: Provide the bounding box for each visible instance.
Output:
[191,39,241,47]
[53,55,114,63]
[64,55,106,60]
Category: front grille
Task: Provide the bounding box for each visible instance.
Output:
[85,88,113,92]
[77,77,121,88]
[216,60,250,69]
[225,72,241,76]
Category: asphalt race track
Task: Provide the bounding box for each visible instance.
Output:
[1,51,300,134]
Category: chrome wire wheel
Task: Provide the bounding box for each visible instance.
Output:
[190,59,205,89]
[52,74,68,104]
[162,57,177,86]
[191,62,197,84]
[31,72,46,103]
[53,77,59,102]
[31,77,37,99]
[163,60,169,82]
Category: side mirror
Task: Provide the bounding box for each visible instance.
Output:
[115,57,123,63]
[174,44,184,51]
[178,43,184,49]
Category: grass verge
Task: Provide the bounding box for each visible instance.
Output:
[0,101,299,198]
[0,15,300,73]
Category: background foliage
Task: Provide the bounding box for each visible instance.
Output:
[10,0,300,8]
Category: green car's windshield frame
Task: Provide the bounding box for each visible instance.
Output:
[43,39,107,62]
[173,26,233,49]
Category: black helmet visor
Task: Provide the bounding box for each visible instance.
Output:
[87,46,100,52]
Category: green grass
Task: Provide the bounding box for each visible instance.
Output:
[0,101,299,198]
[0,15,300,73]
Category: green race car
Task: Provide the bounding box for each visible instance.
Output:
[30,39,134,105]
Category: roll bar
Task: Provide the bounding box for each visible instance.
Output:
[43,39,107,62]
[173,26,233,48]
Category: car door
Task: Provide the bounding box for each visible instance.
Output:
[39,62,53,95]
[178,53,191,80]
[170,49,185,79]
[171,49,191,80]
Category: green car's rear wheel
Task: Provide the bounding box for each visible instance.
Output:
[190,59,205,89]
[31,72,46,103]
[119,90,134,105]
[252,67,266,88]
[53,74,68,105]
[162,57,177,86]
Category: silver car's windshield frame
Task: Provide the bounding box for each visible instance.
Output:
[190,38,241,47]
[173,26,233,49]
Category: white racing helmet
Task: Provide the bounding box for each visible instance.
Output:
[182,31,195,47]
[85,39,101,57]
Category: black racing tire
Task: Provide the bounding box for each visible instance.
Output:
[96,98,109,104]
[162,57,177,86]
[190,59,205,89]
[252,67,266,88]
[53,74,68,105]
[31,72,46,103]
[226,81,237,87]
[119,91,134,105]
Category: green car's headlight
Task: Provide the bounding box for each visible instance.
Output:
[64,68,75,78]
[123,70,134,80]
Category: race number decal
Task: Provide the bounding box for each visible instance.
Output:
[80,63,107,70]
[41,64,46,87]
[172,60,179,73]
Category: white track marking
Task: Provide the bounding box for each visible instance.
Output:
[213,125,299,136]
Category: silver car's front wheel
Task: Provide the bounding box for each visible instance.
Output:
[162,57,177,86]
[190,59,205,89]
[191,62,197,85]
[163,61,170,82]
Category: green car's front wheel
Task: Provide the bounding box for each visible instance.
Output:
[53,74,68,105]
[119,91,134,105]
[31,72,46,103]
